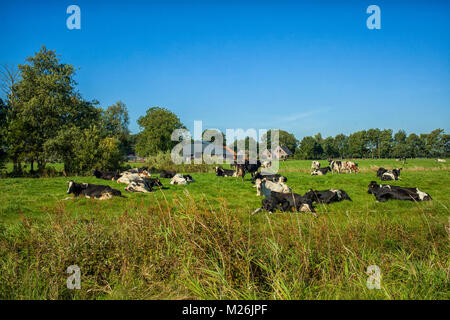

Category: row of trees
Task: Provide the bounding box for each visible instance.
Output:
[1,46,448,175]
[0,46,133,175]
[295,129,449,160]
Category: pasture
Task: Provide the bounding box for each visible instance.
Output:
[0,159,449,299]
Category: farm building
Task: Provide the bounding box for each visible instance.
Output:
[261,145,293,160]
[182,141,235,162]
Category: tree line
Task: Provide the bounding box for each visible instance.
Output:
[0,46,448,176]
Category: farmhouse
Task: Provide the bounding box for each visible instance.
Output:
[182,141,235,162]
[261,145,293,160]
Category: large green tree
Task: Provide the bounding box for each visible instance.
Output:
[136,107,185,157]
[12,46,99,172]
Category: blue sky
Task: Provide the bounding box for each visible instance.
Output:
[1,0,449,140]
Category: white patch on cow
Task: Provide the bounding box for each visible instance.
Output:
[67,181,74,193]
[170,174,189,185]
[126,181,151,193]
[382,172,395,180]
[257,179,292,197]
[416,188,428,201]
[98,192,113,200]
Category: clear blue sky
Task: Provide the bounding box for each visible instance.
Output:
[1,0,449,140]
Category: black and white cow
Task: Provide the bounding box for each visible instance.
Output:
[93,168,121,181]
[143,177,163,188]
[160,170,177,178]
[244,160,262,177]
[328,160,342,173]
[376,167,402,181]
[252,191,315,215]
[252,172,287,184]
[311,161,321,170]
[170,174,194,185]
[311,167,331,176]
[66,181,123,200]
[215,166,236,177]
[367,181,432,202]
[304,189,352,204]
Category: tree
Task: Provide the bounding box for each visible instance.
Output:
[12,46,99,172]
[136,107,185,157]
[322,136,338,159]
[366,128,381,158]
[406,133,424,158]
[0,98,8,169]
[334,134,349,159]
[101,101,130,155]
[260,130,299,153]
[423,129,444,157]
[393,130,408,158]
[378,129,393,158]
[348,130,368,158]
[297,136,322,159]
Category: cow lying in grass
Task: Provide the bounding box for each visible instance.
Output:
[254,178,291,197]
[160,170,177,178]
[215,166,236,177]
[252,191,315,215]
[252,172,287,184]
[66,181,123,200]
[117,173,153,193]
[304,189,352,204]
[93,168,121,181]
[170,174,194,185]
[376,167,402,181]
[311,167,331,176]
[367,181,432,202]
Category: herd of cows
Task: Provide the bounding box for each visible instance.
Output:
[64,158,433,216]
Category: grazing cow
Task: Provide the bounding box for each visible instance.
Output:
[367,181,432,202]
[376,167,402,181]
[66,181,123,200]
[328,160,342,173]
[261,161,272,168]
[311,167,331,176]
[311,161,321,171]
[93,168,121,181]
[252,191,315,215]
[254,178,292,197]
[343,161,358,173]
[436,158,446,163]
[170,174,191,185]
[215,166,236,177]
[160,170,176,178]
[304,189,352,204]
[252,172,287,184]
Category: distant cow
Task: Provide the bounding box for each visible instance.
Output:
[252,191,315,215]
[93,168,121,181]
[304,189,352,204]
[343,161,358,173]
[252,172,287,184]
[160,170,176,178]
[376,167,402,181]
[311,161,321,170]
[367,181,432,202]
[66,181,123,200]
[215,166,236,177]
[329,160,342,173]
[436,159,446,163]
[254,178,291,197]
[244,160,262,177]
[311,167,331,176]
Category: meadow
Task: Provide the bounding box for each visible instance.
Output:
[0,159,449,299]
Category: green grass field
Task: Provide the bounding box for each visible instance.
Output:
[0,159,449,299]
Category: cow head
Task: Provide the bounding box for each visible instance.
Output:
[67,180,75,194]
[367,181,380,194]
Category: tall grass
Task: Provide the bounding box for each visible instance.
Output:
[0,191,448,300]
